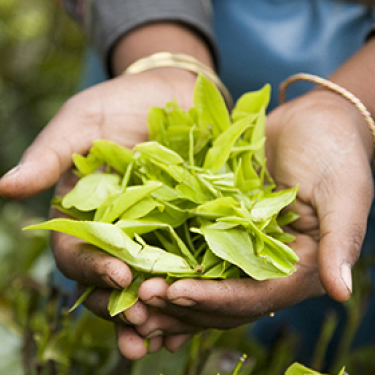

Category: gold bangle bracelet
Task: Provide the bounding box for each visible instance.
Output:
[123,52,233,109]
[279,73,375,140]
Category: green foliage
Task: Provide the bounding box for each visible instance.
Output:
[0,0,84,211]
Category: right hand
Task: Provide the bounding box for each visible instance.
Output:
[0,68,199,359]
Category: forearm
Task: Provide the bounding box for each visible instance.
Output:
[111,22,215,76]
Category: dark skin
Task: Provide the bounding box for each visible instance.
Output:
[1,23,374,360]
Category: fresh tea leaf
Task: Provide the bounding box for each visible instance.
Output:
[98,182,163,223]
[135,141,185,165]
[90,139,134,174]
[232,84,271,121]
[194,74,231,138]
[201,222,292,280]
[251,187,298,221]
[108,275,143,316]
[24,219,194,275]
[203,117,253,173]
[285,362,346,375]
[62,173,122,211]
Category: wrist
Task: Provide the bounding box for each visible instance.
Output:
[279,70,375,162]
[110,22,214,76]
[303,90,374,160]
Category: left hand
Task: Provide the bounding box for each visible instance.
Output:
[121,89,374,353]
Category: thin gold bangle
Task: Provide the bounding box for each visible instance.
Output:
[123,52,233,109]
[279,73,375,140]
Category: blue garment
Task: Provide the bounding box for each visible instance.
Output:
[212,0,375,109]
[73,0,375,367]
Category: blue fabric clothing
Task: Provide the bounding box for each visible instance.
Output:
[212,0,375,109]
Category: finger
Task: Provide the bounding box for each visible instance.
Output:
[81,285,149,326]
[148,335,163,353]
[117,325,149,360]
[136,310,199,338]
[138,278,249,330]
[138,278,250,328]
[316,160,374,302]
[124,300,150,326]
[164,334,193,353]
[51,230,132,289]
[0,93,101,200]
[165,234,323,324]
[138,277,169,308]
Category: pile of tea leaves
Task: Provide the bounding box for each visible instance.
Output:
[25,75,299,316]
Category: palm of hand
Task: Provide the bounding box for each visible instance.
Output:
[131,91,374,355]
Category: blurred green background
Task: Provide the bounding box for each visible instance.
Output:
[1,1,375,374]
[0,0,84,212]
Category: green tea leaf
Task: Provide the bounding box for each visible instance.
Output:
[144,201,191,228]
[91,139,134,174]
[136,244,195,275]
[62,173,121,211]
[277,211,300,227]
[120,197,164,220]
[117,220,198,268]
[158,164,214,203]
[203,117,253,173]
[99,182,163,223]
[24,218,142,262]
[69,286,95,312]
[232,84,271,121]
[194,197,240,220]
[251,109,267,163]
[135,141,185,165]
[234,156,261,193]
[24,219,194,275]
[251,187,298,221]
[51,196,94,220]
[108,275,143,316]
[147,106,168,144]
[73,153,102,176]
[194,74,231,138]
[201,223,291,280]
[284,362,343,375]
[249,222,299,273]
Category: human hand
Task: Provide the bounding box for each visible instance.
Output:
[0,68,199,359]
[128,89,374,352]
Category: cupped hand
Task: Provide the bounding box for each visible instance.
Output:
[131,89,374,353]
[0,68,198,359]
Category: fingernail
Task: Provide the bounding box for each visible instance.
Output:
[170,298,196,307]
[119,312,130,324]
[341,264,352,294]
[104,275,123,289]
[143,296,166,309]
[146,330,163,339]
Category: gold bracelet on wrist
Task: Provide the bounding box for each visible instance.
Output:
[279,73,375,140]
[123,52,233,109]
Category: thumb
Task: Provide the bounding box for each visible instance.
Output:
[317,163,373,302]
[0,98,100,200]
